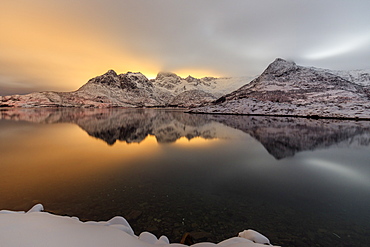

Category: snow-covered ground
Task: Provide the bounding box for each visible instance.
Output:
[0,204,275,247]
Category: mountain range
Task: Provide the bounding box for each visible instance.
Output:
[1,58,370,119]
[0,70,248,108]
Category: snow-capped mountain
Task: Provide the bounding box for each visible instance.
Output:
[190,58,370,119]
[0,70,249,108]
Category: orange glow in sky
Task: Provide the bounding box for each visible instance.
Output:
[0,2,158,93]
[0,1,221,95]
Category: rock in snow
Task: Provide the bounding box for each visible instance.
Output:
[0,204,277,247]
[190,58,370,119]
[0,71,248,108]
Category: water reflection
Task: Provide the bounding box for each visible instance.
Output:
[1,108,370,246]
[0,108,220,144]
[2,108,370,159]
[198,114,370,159]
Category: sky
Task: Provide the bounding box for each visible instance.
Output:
[1,0,370,95]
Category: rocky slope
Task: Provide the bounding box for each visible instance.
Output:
[190,58,370,119]
[0,70,248,108]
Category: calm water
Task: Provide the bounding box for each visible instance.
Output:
[0,108,369,246]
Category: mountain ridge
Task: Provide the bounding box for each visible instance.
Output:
[190,58,370,119]
[0,70,248,108]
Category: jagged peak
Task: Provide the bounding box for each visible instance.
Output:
[121,71,149,81]
[84,69,120,87]
[185,75,199,82]
[123,71,145,76]
[104,69,118,77]
[262,58,297,76]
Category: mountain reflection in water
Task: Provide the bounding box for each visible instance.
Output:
[2,107,370,159]
[1,108,370,246]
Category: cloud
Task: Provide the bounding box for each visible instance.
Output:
[1,0,370,93]
[303,34,370,60]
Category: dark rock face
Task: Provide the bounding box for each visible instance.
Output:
[87,70,120,88]
[82,70,152,90]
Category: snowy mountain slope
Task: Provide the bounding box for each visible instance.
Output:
[316,68,370,87]
[0,71,249,108]
[153,72,253,98]
[169,90,216,107]
[190,58,370,119]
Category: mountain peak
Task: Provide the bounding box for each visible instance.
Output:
[104,70,118,76]
[262,58,297,76]
[155,72,180,80]
[154,72,182,89]
[85,69,120,88]
[122,72,149,83]
[185,75,199,83]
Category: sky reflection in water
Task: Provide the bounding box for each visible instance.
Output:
[0,108,369,246]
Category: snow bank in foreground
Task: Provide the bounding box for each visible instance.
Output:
[0,204,276,247]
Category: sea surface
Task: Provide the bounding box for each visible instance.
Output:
[0,108,369,247]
